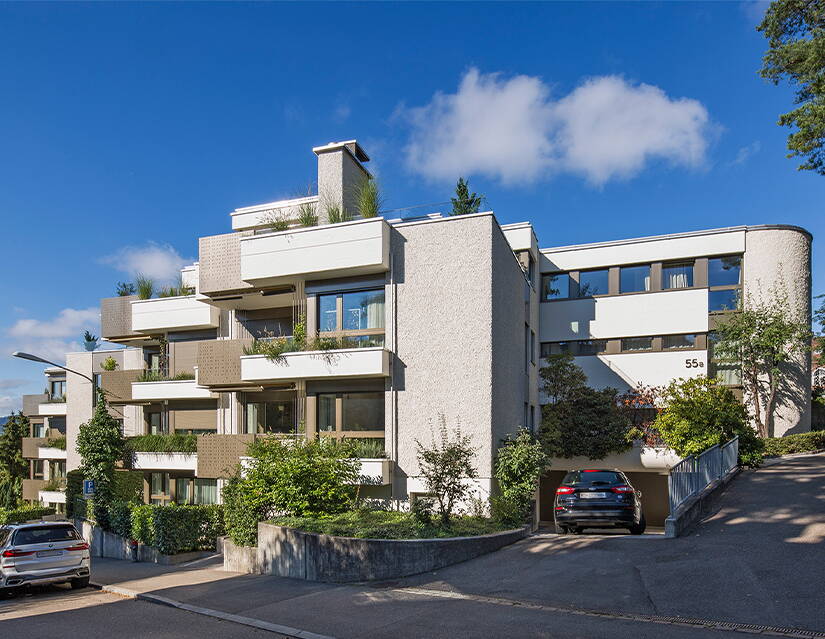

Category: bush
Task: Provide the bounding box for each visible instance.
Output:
[66,470,84,517]
[489,495,525,527]
[654,377,764,466]
[125,434,197,455]
[109,502,225,554]
[494,429,546,525]
[763,431,825,457]
[222,438,359,546]
[0,506,56,524]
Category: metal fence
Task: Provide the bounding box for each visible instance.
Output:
[668,436,739,515]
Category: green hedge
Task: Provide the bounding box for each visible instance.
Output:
[763,431,825,457]
[0,506,56,524]
[67,469,142,519]
[108,502,225,555]
[125,434,198,454]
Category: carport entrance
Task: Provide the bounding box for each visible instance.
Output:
[539,470,670,528]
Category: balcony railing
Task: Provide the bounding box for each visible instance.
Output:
[131,295,220,333]
[241,346,390,382]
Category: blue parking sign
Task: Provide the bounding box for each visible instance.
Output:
[83,480,95,499]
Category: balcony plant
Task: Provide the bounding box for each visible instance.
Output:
[46,435,67,450]
[84,330,98,352]
[116,281,136,296]
[135,274,154,300]
[124,433,198,455]
[136,370,196,383]
[352,178,384,219]
[101,356,119,372]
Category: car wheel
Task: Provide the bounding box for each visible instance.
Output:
[628,514,647,535]
[0,587,14,598]
[70,577,90,590]
[554,519,569,534]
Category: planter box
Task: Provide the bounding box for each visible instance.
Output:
[132,379,214,401]
[357,459,391,486]
[132,452,197,471]
[38,490,66,504]
[131,296,220,333]
[240,217,390,286]
[224,523,529,583]
[240,347,390,382]
[38,402,67,416]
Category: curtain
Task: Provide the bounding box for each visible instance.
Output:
[366,293,385,329]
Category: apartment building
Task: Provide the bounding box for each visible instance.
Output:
[31,139,810,516]
[21,368,69,511]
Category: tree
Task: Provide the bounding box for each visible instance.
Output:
[0,412,29,509]
[757,0,825,174]
[712,291,812,437]
[450,177,483,215]
[540,353,631,459]
[416,415,478,526]
[493,429,547,524]
[653,377,763,466]
[76,389,125,528]
[814,293,824,367]
[617,384,666,446]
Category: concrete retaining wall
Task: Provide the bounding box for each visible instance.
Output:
[664,467,740,538]
[223,523,529,582]
[75,519,216,565]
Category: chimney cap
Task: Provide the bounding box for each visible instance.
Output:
[312,140,370,163]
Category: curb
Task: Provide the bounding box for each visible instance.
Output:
[761,450,825,467]
[90,581,336,639]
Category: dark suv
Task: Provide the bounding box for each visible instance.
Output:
[554,469,646,535]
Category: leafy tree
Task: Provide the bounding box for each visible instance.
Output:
[416,415,478,526]
[540,353,631,459]
[450,177,483,215]
[76,389,125,528]
[712,291,812,437]
[492,429,547,525]
[757,0,825,174]
[617,384,665,446]
[0,412,29,508]
[653,377,763,466]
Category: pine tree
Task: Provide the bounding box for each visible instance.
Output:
[450,177,483,216]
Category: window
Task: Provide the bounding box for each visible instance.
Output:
[13,525,79,545]
[663,262,694,289]
[175,478,191,504]
[541,273,570,301]
[318,289,385,345]
[663,334,697,350]
[540,342,570,358]
[578,339,608,356]
[814,368,825,388]
[244,395,296,435]
[147,410,168,435]
[530,330,536,364]
[32,422,46,438]
[709,289,740,312]
[621,337,653,351]
[150,473,170,501]
[32,459,45,480]
[620,265,650,293]
[49,380,65,399]
[577,269,609,297]
[93,373,102,406]
[708,255,742,287]
[50,461,66,479]
[562,470,623,486]
[195,479,218,505]
[316,391,385,438]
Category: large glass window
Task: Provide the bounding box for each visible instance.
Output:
[32,422,46,438]
[175,478,191,504]
[147,410,168,435]
[49,380,65,399]
[32,459,45,480]
[578,340,608,356]
[343,290,385,331]
[621,337,653,351]
[318,295,338,332]
[540,342,570,357]
[318,394,336,432]
[577,269,609,297]
[620,265,650,293]
[244,396,296,434]
[541,273,570,301]
[150,473,169,497]
[709,289,740,312]
[195,479,218,505]
[708,256,742,287]
[663,334,697,350]
[341,392,384,431]
[663,262,694,289]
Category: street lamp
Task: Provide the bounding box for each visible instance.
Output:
[12,351,95,384]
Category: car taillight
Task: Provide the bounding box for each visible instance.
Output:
[2,549,35,558]
[66,543,90,551]
[611,485,634,494]
[556,486,575,494]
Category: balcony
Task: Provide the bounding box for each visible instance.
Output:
[131,378,215,401]
[101,295,140,340]
[100,370,142,403]
[240,347,390,382]
[23,479,46,502]
[38,490,66,505]
[131,295,220,333]
[22,438,67,460]
[239,217,390,286]
[132,452,198,472]
[37,401,67,416]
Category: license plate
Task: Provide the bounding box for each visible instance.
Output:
[36,550,63,558]
[580,492,607,499]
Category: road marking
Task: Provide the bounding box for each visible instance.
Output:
[393,587,825,638]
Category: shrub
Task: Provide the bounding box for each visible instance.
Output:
[66,470,83,517]
[116,281,135,296]
[125,434,198,455]
[111,503,225,554]
[352,178,383,218]
[494,429,546,524]
[222,438,359,546]
[489,495,525,527]
[654,377,764,466]
[101,356,119,372]
[763,431,825,457]
[135,274,154,300]
[0,506,56,525]
[415,415,478,526]
[296,201,318,227]
[108,501,134,539]
[46,435,66,450]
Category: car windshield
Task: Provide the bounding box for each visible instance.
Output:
[13,525,80,545]
[563,471,623,486]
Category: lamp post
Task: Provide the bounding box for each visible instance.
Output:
[13,351,97,410]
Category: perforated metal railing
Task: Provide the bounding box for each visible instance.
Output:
[668,436,739,515]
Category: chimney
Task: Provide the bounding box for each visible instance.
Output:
[313,140,371,223]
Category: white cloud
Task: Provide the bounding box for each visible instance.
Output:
[100,242,191,283]
[728,141,761,167]
[399,68,713,186]
[0,395,20,415]
[9,308,98,339]
[0,379,29,391]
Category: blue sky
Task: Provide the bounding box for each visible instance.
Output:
[0,1,822,412]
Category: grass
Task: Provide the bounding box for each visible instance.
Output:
[352,178,383,218]
[268,510,512,540]
[296,201,318,227]
[125,433,198,454]
[136,274,154,300]
[763,431,825,457]
[45,436,66,450]
[345,437,387,458]
[136,370,196,382]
